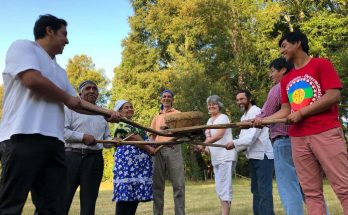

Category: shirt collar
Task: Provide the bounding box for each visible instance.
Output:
[159,107,176,114]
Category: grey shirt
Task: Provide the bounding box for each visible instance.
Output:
[64,106,111,150]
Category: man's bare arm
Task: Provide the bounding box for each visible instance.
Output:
[19,70,121,121]
[287,89,340,123]
[19,70,80,110]
[254,103,290,127]
[264,103,291,120]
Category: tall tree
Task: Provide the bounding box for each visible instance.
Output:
[111,0,348,178]
[112,0,287,179]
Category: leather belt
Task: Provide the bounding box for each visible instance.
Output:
[65,147,102,155]
[271,135,289,142]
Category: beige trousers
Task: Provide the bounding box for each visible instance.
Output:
[152,145,185,215]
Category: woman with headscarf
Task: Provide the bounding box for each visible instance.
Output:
[112,100,155,215]
[198,95,238,215]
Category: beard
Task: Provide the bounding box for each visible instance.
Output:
[239,103,250,113]
[239,106,245,112]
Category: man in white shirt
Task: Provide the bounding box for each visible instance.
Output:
[63,80,111,215]
[227,89,274,215]
[0,14,120,214]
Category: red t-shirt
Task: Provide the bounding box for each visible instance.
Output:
[280,58,342,136]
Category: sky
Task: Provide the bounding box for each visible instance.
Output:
[0,0,133,84]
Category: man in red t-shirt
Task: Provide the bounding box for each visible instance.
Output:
[255,31,348,215]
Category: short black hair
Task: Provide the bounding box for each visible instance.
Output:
[269,58,294,75]
[236,89,256,105]
[278,31,309,54]
[34,14,67,40]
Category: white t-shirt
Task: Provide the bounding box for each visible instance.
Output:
[207,114,237,165]
[0,40,76,142]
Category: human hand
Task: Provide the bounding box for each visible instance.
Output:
[226,142,234,150]
[253,117,264,128]
[287,110,304,124]
[112,137,123,147]
[148,146,157,156]
[195,145,204,152]
[82,134,96,145]
[105,110,122,122]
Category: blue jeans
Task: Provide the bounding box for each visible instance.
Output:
[250,155,274,215]
[273,137,304,215]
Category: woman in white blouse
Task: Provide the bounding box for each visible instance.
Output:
[198,95,237,215]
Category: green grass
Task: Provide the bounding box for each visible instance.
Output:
[22,179,343,215]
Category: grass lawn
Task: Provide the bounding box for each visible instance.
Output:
[22,179,342,215]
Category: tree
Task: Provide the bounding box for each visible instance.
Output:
[112,0,285,179]
[112,0,241,179]
[111,0,348,178]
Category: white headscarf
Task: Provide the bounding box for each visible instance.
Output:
[114,100,128,111]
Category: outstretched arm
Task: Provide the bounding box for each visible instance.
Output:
[19,70,122,122]
[287,89,340,123]
[19,70,81,111]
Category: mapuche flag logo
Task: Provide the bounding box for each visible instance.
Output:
[287,75,322,112]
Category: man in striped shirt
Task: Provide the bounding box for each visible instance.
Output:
[255,58,304,215]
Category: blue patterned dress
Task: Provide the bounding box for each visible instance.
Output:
[112,122,153,202]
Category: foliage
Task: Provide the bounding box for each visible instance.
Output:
[108,0,348,179]
[1,1,345,180]
[102,148,115,182]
